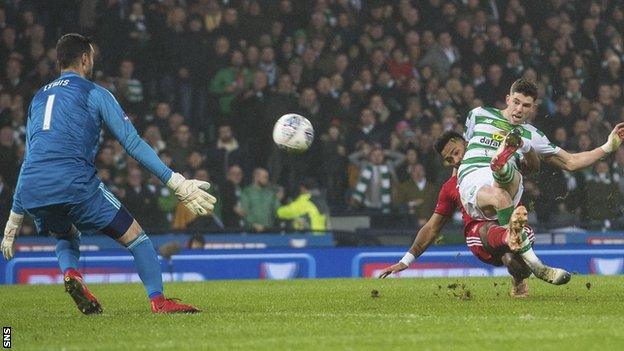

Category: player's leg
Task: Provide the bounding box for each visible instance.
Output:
[489,128,523,222]
[26,206,102,314]
[74,183,199,313]
[507,206,571,285]
[465,222,527,297]
[490,128,523,177]
[501,253,531,298]
[493,166,522,202]
[476,215,570,286]
[459,168,515,225]
[54,225,81,273]
[115,217,200,313]
[475,185,515,225]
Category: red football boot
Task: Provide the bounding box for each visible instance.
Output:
[490,128,524,172]
[151,296,201,314]
[64,268,103,315]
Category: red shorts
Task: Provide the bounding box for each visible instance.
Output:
[464,221,536,267]
[465,221,504,266]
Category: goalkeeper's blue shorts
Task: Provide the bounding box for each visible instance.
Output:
[25,182,132,238]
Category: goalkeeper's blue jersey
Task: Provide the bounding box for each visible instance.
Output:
[12,71,172,214]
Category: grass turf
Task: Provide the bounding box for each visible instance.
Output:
[1,275,624,350]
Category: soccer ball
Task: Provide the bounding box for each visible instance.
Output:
[272,113,314,152]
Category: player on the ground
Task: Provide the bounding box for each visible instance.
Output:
[0,34,216,314]
[458,79,624,284]
[379,131,562,297]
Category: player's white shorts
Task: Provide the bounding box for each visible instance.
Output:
[458,167,524,221]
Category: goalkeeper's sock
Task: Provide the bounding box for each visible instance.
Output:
[493,162,515,184]
[126,232,163,299]
[497,205,514,226]
[56,230,81,273]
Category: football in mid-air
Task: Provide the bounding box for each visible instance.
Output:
[272,113,314,152]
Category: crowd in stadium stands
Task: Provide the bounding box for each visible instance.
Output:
[2,0,624,234]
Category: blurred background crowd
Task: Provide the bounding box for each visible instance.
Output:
[2,0,624,234]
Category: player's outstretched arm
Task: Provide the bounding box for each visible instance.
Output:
[92,87,216,216]
[544,122,624,171]
[378,213,449,278]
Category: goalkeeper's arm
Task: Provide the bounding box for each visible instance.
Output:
[92,86,216,216]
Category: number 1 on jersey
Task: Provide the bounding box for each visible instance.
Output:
[43,94,55,130]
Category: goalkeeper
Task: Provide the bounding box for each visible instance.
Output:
[1,34,215,314]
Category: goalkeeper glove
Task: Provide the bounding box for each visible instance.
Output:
[601,127,624,153]
[167,172,217,216]
[2,211,23,260]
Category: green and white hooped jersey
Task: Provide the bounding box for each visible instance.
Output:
[458,107,561,183]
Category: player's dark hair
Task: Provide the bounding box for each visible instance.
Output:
[434,131,464,155]
[56,33,93,69]
[510,78,538,101]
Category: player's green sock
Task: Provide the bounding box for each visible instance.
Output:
[497,205,514,225]
[493,162,514,184]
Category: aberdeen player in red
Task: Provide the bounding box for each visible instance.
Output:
[378,131,543,297]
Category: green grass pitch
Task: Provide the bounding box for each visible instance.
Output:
[2,275,624,350]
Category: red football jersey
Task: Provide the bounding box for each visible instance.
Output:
[433,175,475,229]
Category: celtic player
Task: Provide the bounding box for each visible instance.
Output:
[458,79,624,285]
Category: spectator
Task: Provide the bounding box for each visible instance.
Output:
[241,168,279,232]
[0,174,11,227]
[583,161,624,226]
[548,200,578,230]
[167,124,194,170]
[207,124,247,188]
[232,71,269,165]
[387,47,414,88]
[149,102,173,140]
[209,50,253,119]
[173,168,222,231]
[120,168,165,230]
[221,165,245,229]
[392,164,437,226]
[114,59,144,113]
[476,64,507,107]
[266,74,298,123]
[419,31,459,80]
[321,126,348,209]
[348,108,388,150]
[396,148,420,182]
[350,145,404,214]
[276,178,329,232]
[2,0,624,231]
[143,125,166,154]
[611,148,624,195]
[0,125,18,187]
[1,58,29,97]
[258,46,279,86]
